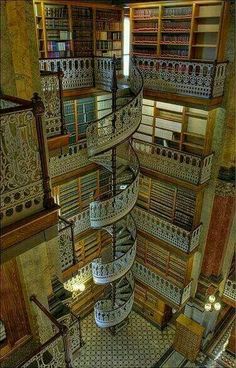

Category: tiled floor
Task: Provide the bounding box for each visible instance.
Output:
[73,311,175,368]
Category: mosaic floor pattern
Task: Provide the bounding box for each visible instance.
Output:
[73,311,175,368]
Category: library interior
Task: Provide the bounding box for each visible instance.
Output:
[0,0,235,367]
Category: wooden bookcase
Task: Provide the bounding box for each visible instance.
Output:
[137,174,201,230]
[95,8,122,58]
[130,1,228,61]
[64,94,112,144]
[133,98,215,156]
[136,233,193,287]
[33,1,123,59]
[134,280,172,327]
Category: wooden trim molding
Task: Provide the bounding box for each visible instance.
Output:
[1,206,59,251]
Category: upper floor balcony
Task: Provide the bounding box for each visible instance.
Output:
[133,262,192,308]
[133,206,201,254]
[132,138,213,186]
[133,57,227,106]
[0,94,58,251]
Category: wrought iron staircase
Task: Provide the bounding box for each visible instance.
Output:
[86,57,143,331]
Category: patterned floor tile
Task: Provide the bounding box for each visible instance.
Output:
[73,311,175,368]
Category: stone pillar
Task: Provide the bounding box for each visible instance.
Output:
[0,0,41,98]
[200,179,235,280]
[17,241,54,343]
[200,3,235,281]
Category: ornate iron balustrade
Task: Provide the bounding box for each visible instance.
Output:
[92,214,137,284]
[39,56,122,92]
[132,138,213,185]
[133,262,192,306]
[0,94,55,228]
[40,71,66,138]
[223,279,236,302]
[68,208,91,236]
[133,207,201,253]
[134,57,227,99]
[58,217,75,272]
[94,271,135,329]
[90,173,139,228]
[16,295,73,368]
[49,140,90,178]
[39,57,94,90]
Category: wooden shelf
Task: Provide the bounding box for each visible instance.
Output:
[161,30,190,33]
[162,16,192,20]
[160,42,189,46]
[192,44,216,47]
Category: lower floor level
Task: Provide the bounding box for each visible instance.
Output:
[74,311,235,368]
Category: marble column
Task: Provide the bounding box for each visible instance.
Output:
[199,3,235,281]
[200,179,235,280]
[0,0,41,99]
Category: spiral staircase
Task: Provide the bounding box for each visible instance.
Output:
[86,58,143,332]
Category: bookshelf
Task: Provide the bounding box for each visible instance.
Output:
[44,4,72,58]
[33,1,123,59]
[134,280,172,327]
[130,1,227,61]
[64,96,97,144]
[137,174,197,231]
[34,2,46,58]
[71,6,93,57]
[136,233,192,287]
[59,171,99,218]
[64,94,112,144]
[133,98,214,156]
[95,8,122,58]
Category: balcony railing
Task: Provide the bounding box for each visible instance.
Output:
[58,217,76,272]
[133,57,227,99]
[0,94,55,228]
[39,57,94,90]
[40,70,66,138]
[16,295,74,368]
[50,140,90,178]
[133,262,192,306]
[133,207,201,253]
[132,138,213,185]
[39,56,122,92]
[223,279,236,302]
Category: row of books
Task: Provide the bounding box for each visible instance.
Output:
[133,35,157,43]
[72,20,93,30]
[162,20,191,31]
[47,30,71,41]
[45,6,68,19]
[133,21,158,31]
[73,31,92,40]
[96,50,122,57]
[163,6,192,17]
[74,41,93,50]
[96,21,121,32]
[161,35,190,43]
[46,19,69,30]
[47,41,70,52]
[160,48,189,57]
[96,10,121,22]
[133,8,159,18]
[47,51,71,58]
[96,31,122,41]
[96,41,121,50]
[72,7,92,19]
